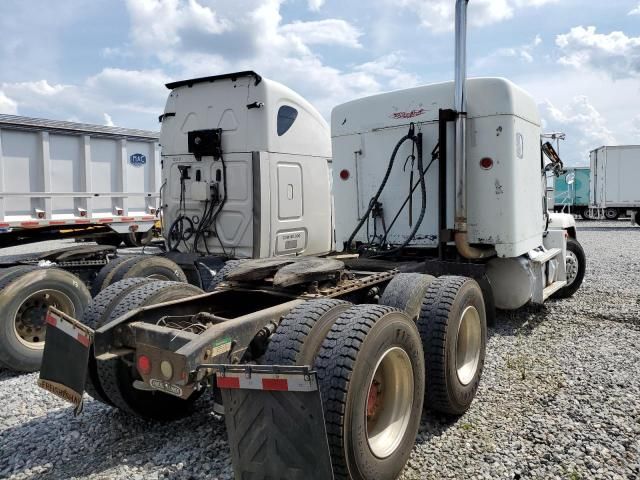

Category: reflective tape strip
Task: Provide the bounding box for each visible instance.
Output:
[46,313,91,347]
[2,216,156,228]
[217,372,317,392]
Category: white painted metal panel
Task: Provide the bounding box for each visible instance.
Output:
[590,145,640,208]
[162,152,255,258]
[332,77,544,258]
[277,163,303,220]
[0,114,159,229]
[269,152,332,256]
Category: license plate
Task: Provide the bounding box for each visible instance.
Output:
[38,308,93,412]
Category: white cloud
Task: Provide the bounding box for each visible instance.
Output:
[475,34,542,68]
[85,68,170,109]
[355,53,422,91]
[629,3,640,15]
[394,0,559,33]
[308,0,324,11]
[0,69,171,128]
[0,91,18,115]
[121,0,416,119]
[556,26,640,78]
[539,96,616,165]
[126,0,232,62]
[103,113,115,126]
[280,20,362,48]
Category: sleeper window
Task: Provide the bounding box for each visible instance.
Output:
[277,106,298,136]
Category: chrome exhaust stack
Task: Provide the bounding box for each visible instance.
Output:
[453,0,496,259]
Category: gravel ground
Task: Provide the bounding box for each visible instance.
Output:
[1,221,639,480]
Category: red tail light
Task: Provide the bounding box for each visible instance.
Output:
[479,157,494,170]
[137,355,151,375]
[339,169,350,180]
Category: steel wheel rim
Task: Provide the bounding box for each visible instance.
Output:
[565,250,579,287]
[365,347,414,459]
[456,306,481,386]
[14,289,75,349]
[605,209,617,219]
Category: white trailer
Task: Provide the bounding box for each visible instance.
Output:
[590,145,640,222]
[0,114,160,246]
[0,116,195,373]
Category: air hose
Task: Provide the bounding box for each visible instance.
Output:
[377,131,427,256]
[346,123,427,255]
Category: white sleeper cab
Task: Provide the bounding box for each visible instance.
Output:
[160,71,333,259]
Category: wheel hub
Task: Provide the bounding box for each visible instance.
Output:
[565,251,579,287]
[456,306,482,386]
[367,380,382,418]
[365,347,414,459]
[14,290,75,348]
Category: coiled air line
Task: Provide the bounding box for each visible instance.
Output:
[346,123,428,256]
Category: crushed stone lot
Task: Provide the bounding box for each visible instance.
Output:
[1,222,639,480]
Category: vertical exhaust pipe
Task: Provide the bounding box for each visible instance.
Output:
[453,0,496,259]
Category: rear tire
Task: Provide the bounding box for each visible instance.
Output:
[580,208,592,220]
[379,273,435,321]
[604,208,619,220]
[316,305,425,480]
[417,276,486,415]
[0,267,91,372]
[91,256,136,296]
[123,230,155,248]
[99,256,188,294]
[83,277,155,405]
[263,299,351,365]
[96,281,204,420]
[207,259,246,291]
[552,237,586,299]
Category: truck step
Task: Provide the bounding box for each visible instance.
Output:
[531,248,562,265]
[543,280,567,300]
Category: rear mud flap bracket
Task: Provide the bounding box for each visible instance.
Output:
[38,307,93,415]
[208,364,334,480]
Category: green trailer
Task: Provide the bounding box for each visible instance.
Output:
[553,167,590,218]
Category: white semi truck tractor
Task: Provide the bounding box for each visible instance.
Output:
[38,1,585,479]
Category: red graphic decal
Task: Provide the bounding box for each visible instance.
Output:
[391,108,426,120]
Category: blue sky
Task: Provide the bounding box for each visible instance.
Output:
[0,0,639,165]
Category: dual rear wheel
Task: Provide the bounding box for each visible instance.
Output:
[83,279,205,420]
[265,274,487,479]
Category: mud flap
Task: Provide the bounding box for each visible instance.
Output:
[216,365,334,480]
[37,307,93,414]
